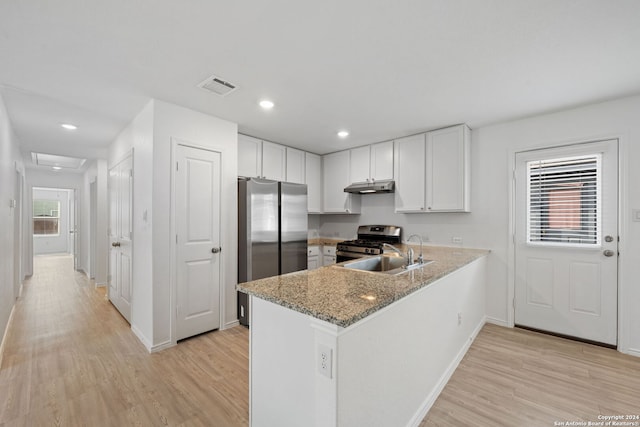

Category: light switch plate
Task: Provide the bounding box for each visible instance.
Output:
[633,209,640,222]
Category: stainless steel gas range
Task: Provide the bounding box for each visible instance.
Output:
[336,225,402,262]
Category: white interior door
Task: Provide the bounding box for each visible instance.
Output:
[175,144,221,340]
[515,140,618,345]
[108,155,133,322]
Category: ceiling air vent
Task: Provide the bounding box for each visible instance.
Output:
[197,74,238,97]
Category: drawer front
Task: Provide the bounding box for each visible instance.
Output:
[308,246,320,257]
[323,246,336,256]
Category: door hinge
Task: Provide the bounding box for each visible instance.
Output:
[512,298,516,309]
[176,162,179,171]
[176,234,178,244]
[512,169,516,181]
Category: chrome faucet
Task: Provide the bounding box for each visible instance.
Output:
[406,234,424,265]
[383,243,412,268]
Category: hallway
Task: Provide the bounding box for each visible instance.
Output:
[0,255,249,426]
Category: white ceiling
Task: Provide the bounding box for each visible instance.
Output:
[2,0,640,164]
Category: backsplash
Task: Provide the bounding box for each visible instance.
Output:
[316,193,479,247]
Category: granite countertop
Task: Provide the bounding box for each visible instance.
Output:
[236,245,489,328]
[308,238,343,246]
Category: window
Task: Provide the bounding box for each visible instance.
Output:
[527,154,600,246]
[33,200,61,235]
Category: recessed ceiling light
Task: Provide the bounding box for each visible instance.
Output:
[337,130,349,138]
[61,123,77,130]
[259,100,274,110]
[52,166,62,170]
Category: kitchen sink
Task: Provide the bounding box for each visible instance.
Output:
[340,255,433,276]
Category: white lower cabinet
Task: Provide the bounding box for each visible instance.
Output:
[322,245,336,265]
[307,246,320,270]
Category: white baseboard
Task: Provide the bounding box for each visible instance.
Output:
[408,316,487,427]
[131,324,154,353]
[622,347,640,358]
[0,304,17,369]
[150,340,175,353]
[223,319,240,330]
[485,316,509,327]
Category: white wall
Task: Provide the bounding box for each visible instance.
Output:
[152,100,238,347]
[32,188,71,255]
[319,94,640,356]
[0,92,24,351]
[108,99,238,351]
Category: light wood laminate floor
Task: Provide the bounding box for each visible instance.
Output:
[0,255,249,426]
[2,255,639,426]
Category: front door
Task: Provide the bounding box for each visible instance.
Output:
[514,140,618,345]
[175,144,221,340]
[108,155,133,322]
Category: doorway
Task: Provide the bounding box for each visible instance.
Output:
[514,140,619,345]
[32,187,77,264]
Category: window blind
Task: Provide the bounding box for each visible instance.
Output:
[527,155,600,245]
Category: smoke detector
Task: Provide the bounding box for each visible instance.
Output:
[197,74,238,96]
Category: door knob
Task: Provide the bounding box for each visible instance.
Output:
[603,249,615,257]
[604,235,614,243]
[111,242,121,247]
[211,247,221,254]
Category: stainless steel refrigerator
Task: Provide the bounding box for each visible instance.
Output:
[237,177,308,326]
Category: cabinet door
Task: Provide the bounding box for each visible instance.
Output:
[305,153,322,213]
[286,147,305,184]
[394,134,426,212]
[349,146,371,184]
[262,141,286,181]
[238,134,262,178]
[370,140,394,181]
[323,151,360,213]
[307,256,319,270]
[323,255,336,265]
[426,125,470,212]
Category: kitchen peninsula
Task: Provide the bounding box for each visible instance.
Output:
[237,245,489,427]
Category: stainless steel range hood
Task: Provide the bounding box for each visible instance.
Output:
[344,180,395,194]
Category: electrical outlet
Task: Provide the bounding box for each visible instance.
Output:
[317,344,333,378]
[452,237,463,244]
[421,234,430,242]
[457,312,462,326]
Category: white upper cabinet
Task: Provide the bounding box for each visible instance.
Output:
[370,140,394,181]
[394,134,427,212]
[349,146,371,184]
[349,140,394,184]
[286,147,305,184]
[262,141,286,181]
[394,125,471,213]
[238,135,286,181]
[426,125,470,212]
[238,134,262,178]
[305,152,322,214]
[323,151,361,214]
